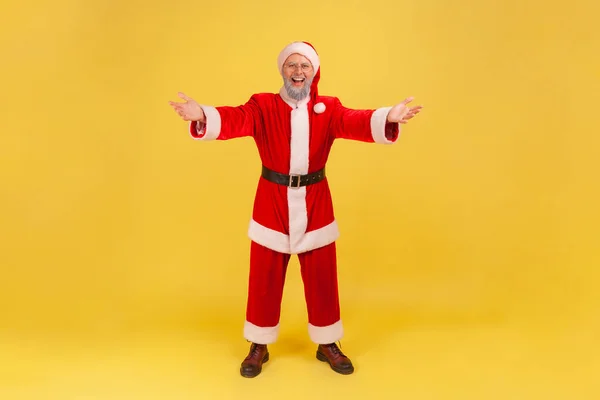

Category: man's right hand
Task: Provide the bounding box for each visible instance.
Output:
[169,92,206,122]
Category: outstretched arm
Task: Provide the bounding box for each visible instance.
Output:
[169,92,261,141]
[332,97,423,144]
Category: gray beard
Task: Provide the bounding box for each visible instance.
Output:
[283,75,313,101]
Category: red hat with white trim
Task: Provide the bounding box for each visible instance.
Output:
[277,41,325,113]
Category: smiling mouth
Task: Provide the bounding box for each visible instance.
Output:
[291,77,305,86]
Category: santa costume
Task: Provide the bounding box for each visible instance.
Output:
[189,41,400,345]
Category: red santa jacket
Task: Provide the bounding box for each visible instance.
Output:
[189,89,400,254]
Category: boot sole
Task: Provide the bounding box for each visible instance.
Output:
[316,351,354,375]
[240,353,269,378]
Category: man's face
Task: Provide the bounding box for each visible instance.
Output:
[282,53,314,101]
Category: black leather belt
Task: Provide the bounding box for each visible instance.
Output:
[261,165,326,188]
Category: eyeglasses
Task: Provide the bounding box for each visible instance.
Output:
[284,62,312,72]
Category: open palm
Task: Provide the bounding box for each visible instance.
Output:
[168,92,205,122]
[387,97,423,124]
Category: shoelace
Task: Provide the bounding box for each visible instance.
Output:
[250,343,264,357]
[328,342,345,357]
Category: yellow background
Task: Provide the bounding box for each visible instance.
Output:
[1,0,599,398]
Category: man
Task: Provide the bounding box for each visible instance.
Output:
[169,41,422,378]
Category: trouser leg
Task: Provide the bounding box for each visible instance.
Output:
[244,241,290,344]
[298,242,343,344]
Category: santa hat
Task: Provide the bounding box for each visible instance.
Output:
[277,41,325,113]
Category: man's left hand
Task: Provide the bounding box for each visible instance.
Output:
[387,97,423,124]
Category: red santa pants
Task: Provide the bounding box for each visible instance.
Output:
[243,240,344,345]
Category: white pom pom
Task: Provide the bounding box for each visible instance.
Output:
[313,102,326,114]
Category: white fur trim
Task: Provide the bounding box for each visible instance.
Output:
[288,187,308,251]
[294,220,339,253]
[248,219,290,254]
[278,42,320,75]
[248,219,340,255]
[244,321,280,344]
[288,104,310,251]
[190,105,221,140]
[308,320,344,344]
[370,106,399,144]
[289,106,310,175]
[313,102,326,113]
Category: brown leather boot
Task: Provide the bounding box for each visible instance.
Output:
[240,343,269,378]
[316,342,354,375]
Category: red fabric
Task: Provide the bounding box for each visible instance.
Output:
[189,121,206,138]
[385,120,400,141]
[246,241,340,328]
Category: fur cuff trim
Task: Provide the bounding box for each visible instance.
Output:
[244,321,280,344]
[189,106,221,140]
[308,320,344,344]
[371,107,400,144]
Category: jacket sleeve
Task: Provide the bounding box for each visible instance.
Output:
[189,95,262,141]
[329,98,400,144]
